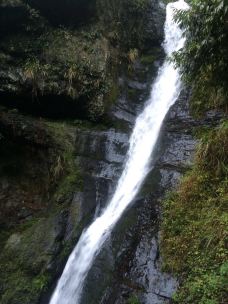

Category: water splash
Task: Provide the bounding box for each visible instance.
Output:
[49,1,189,303]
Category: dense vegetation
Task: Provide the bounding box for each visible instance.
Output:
[0,0,162,121]
[97,0,160,50]
[161,1,228,303]
[174,0,228,115]
[161,123,228,304]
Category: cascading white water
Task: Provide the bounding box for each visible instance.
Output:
[50,1,189,304]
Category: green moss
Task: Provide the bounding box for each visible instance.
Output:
[161,121,228,304]
[0,119,85,304]
[140,47,163,65]
[0,271,43,304]
[0,219,53,304]
[104,80,119,109]
[54,151,83,200]
[98,0,154,51]
[0,250,50,304]
[45,120,84,196]
[140,54,156,65]
[127,295,140,304]
[32,273,50,293]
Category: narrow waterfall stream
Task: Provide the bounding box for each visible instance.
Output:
[50,1,189,304]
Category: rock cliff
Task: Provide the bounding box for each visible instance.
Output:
[0,1,167,303]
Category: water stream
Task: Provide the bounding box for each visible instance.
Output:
[49,1,189,303]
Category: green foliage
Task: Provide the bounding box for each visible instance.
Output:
[0,226,52,304]
[169,17,228,281]
[23,58,50,96]
[97,0,152,50]
[161,121,228,304]
[53,151,83,200]
[0,119,84,304]
[32,274,50,292]
[12,25,111,120]
[1,0,156,120]
[173,0,228,114]
[46,121,83,199]
[197,121,228,177]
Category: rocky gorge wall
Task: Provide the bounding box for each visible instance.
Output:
[0,1,167,303]
[69,85,222,304]
[0,0,164,120]
[0,1,224,304]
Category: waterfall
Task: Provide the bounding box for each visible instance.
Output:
[49,1,189,304]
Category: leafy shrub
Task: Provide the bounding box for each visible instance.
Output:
[23,58,50,96]
[97,0,152,50]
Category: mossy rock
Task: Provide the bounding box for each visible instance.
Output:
[0,116,85,304]
[0,215,60,304]
[161,121,228,304]
[0,24,112,120]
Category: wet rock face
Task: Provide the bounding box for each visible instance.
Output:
[145,0,166,46]
[0,50,160,304]
[0,76,195,304]
[80,85,224,304]
[0,110,55,228]
[37,47,163,304]
[76,88,197,304]
[0,1,167,300]
[75,129,129,217]
[77,85,224,304]
[0,2,173,303]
